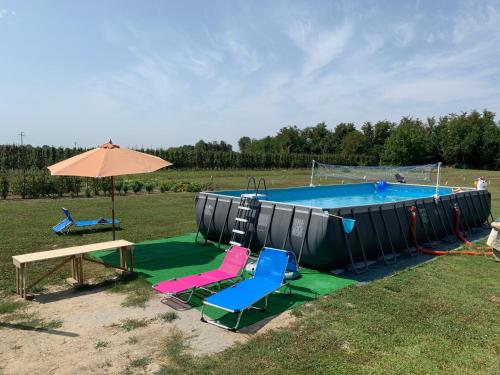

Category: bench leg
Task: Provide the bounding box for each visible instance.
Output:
[71,256,77,280]
[70,255,84,287]
[129,246,133,272]
[119,246,134,273]
[119,247,125,269]
[20,264,27,299]
[15,266,20,295]
[15,265,25,297]
[78,255,84,285]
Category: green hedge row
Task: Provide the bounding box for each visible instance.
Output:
[0,170,213,200]
[0,144,368,170]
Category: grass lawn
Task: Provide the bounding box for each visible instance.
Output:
[0,167,499,374]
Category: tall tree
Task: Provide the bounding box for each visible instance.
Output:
[382,117,430,165]
[238,136,251,152]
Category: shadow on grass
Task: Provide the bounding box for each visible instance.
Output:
[197,287,316,332]
[160,280,320,332]
[0,322,79,337]
[63,226,124,236]
[340,226,491,283]
[32,284,111,304]
[33,273,152,304]
[96,240,223,272]
[342,253,437,283]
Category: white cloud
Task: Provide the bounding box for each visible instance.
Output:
[215,31,263,74]
[393,22,415,46]
[452,1,500,43]
[286,19,354,75]
[21,0,500,148]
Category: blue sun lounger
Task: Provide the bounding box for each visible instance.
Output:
[200,247,291,331]
[52,207,120,234]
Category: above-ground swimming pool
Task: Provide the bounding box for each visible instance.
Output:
[215,183,454,209]
[195,183,491,270]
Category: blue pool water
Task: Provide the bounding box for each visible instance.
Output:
[211,183,454,209]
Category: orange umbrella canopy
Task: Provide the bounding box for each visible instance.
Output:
[48,140,172,240]
[48,140,172,177]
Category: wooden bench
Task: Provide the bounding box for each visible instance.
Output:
[13,240,134,298]
[487,222,500,261]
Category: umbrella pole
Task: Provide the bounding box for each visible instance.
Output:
[111,176,116,240]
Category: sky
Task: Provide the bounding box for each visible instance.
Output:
[1,0,500,149]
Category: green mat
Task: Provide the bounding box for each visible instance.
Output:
[92,233,356,329]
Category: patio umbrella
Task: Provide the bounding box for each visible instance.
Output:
[48,140,172,239]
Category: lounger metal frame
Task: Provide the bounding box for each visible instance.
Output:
[157,247,251,305]
[200,249,291,331]
[160,272,246,305]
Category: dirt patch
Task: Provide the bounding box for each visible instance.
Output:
[0,286,294,374]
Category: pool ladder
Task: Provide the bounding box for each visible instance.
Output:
[195,177,267,249]
[229,177,267,248]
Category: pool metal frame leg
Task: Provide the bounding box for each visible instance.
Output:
[414,200,433,247]
[378,206,397,263]
[433,197,454,242]
[218,198,234,249]
[475,191,491,225]
[263,204,277,248]
[350,208,370,269]
[462,193,479,230]
[453,195,471,235]
[204,196,219,245]
[282,206,296,250]
[368,206,393,265]
[421,199,439,243]
[297,208,313,267]
[393,204,416,256]
[338,209,368,273]
[465,193,484,229]
[438,197,459,244]
[401,201,413,231]
[478,191,494,222]
[195,195,209,244]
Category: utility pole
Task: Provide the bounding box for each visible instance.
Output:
[17,131,26,198]
[74,141,78,149]
[18,131,25,146]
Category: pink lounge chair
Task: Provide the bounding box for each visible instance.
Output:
[152,245,250,303]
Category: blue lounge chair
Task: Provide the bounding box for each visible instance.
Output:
[52,208,120,234]
[200,247,291,331]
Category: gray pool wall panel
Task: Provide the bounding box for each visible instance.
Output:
[194,189,491,270]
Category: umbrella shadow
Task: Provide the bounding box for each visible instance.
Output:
[64,226,124,236]
[0,322,79,337]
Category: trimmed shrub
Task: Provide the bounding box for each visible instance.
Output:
[132,180,144,194]
[145,182,155,193]
[91,179,100,196]
[100,179,111,196]
[160,181,170,193]
[115,179,124,195]
[11,171,28,198]
[170,181,190,192]
[0,174,9,199]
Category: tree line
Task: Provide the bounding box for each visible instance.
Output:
[238,110,500,169]
[1,110,499,171]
